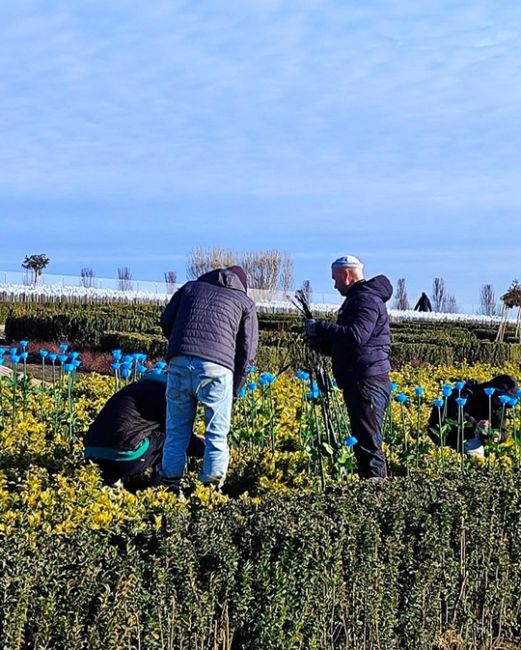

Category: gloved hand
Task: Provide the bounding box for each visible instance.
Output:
[305,319,318,337]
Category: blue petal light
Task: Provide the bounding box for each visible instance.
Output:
[442,385,453,397]
[259,372,276,386]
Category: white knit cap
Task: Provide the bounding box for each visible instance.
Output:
[331,255,364,270]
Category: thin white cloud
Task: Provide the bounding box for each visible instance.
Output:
[1,1,521,305]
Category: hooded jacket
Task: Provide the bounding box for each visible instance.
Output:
[427,375,518,449]
[314,275,393,386]
[84,374,167,452]
[160,268,259,396]
[84,375,206,459]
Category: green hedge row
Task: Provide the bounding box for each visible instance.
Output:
[2,470,521,649]
[4,306,162,347]
[99,331,167,359]
[47,330,521,368]
[3,300,509,340]
[3,301,518,367]
[391,341,521,366]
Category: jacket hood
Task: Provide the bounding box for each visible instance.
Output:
[197,268,247,293]
[349,275,393,303]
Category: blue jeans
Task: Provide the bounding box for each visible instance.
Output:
[161,355,233,484]
[342,375,390,478]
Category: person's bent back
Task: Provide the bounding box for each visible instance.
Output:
[428,375,518,450]
[84,374,205,485]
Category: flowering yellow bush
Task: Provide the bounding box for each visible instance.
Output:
[0,362,519,542]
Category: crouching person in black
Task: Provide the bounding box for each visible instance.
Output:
[84,373,205,485]
[428,374,518,451]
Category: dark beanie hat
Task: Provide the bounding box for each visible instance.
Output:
[485,374,518,398]
[227,265,248,290]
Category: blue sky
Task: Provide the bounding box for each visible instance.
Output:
[1,1,520,310]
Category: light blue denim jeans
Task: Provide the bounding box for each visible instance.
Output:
[161,355,233,484]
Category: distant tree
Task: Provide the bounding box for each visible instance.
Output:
[501,279,521,308]
[431,277,447,312]
[241,250,280,292]
[479,284,496,316]
[21,253,50,285]
[280,253,294,293]
[301,280,313,304]
[185,247,294,293]
[394,278,409,311]
[164,270,177,295]
[241,249,293,292]
[80,267,95,288]
[117,267,134,291]
[186,246,237,280]
[445,294,458,313]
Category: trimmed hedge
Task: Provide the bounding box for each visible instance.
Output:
[391,341,521,366]
[4,305,162,347]
[99,331,167,359]
[2,470,521,649]
[3,301,520,367]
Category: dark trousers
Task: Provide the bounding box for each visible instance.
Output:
[343,375,390,479]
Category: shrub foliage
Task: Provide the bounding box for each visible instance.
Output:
[1,471,521,649]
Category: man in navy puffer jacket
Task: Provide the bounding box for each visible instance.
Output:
[159,265,258,493]
[306,255,393,479]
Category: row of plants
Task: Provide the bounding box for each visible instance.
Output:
[8,332,519,370]
[2,339,521,491]
[3,300,512,340]
[2,468,521,649]
[2,338,521,647]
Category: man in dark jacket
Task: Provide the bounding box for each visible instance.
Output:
[305,255,393,479]
[414,292,432,312]
[83,373,205,485]
[158,265,258,492]
[428,375,518,450]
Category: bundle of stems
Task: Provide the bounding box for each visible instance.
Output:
[292,290,344,484]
